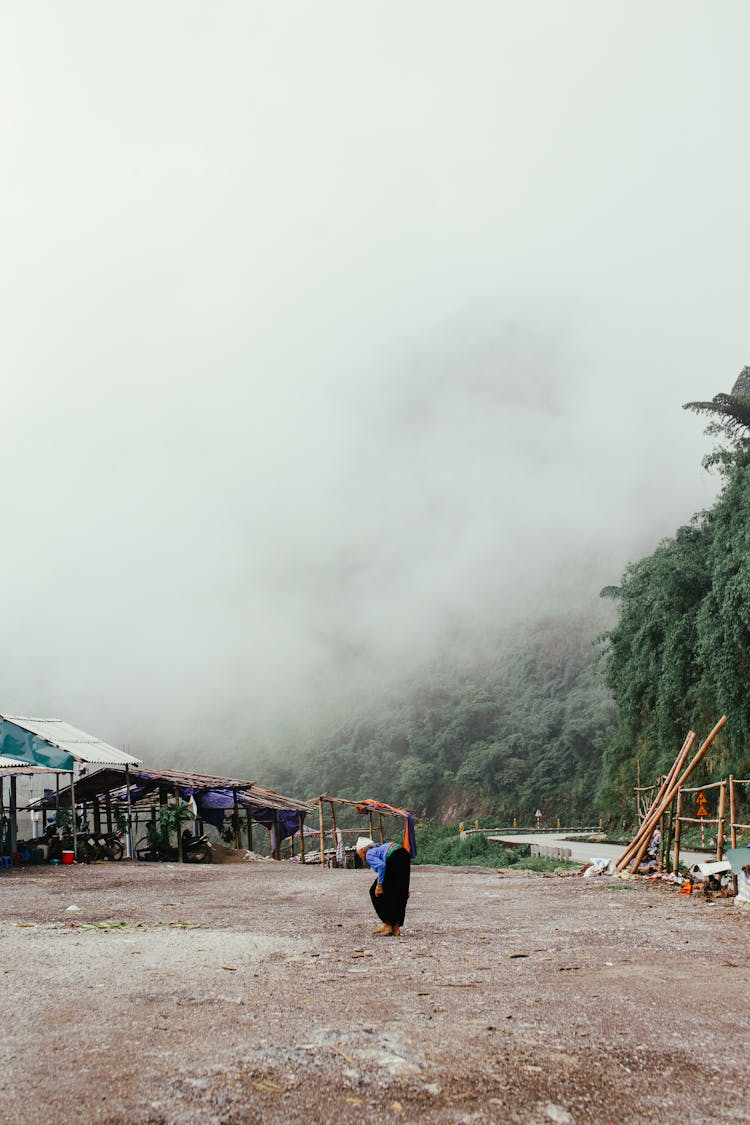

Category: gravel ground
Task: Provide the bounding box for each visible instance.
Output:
[0,861,748,1124]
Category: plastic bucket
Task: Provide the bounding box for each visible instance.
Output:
[62,851,75,865]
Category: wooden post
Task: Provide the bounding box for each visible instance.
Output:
[717,780,726,861]
[105,791,113,834]
[730,775,737,849]
[71,772,78,861]
[273,811,280,859]
[233,792,241,849]
[318,798,325,868]
[246,808,253,852]
[9,775,17,856]
[124,764,133,859]
[329,800,338,867]
[175,789,183,863]
[299,813,305,864]
[368,811,375,840]
[672,788,683,873]
[378,813,385,844]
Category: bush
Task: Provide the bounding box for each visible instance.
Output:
[414,825,533,868]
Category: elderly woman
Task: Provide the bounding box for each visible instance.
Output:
[356,835,411,936]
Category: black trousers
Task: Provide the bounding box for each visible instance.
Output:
[369,846,411,926]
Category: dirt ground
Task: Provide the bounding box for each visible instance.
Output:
[1,861,748,1125]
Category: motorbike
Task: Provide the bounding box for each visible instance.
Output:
[135,828,212,864]
[81,829,125,863]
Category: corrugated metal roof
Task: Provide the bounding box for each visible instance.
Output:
[30,765,313,813]
[0,716,142,767]
[0,756,66,774]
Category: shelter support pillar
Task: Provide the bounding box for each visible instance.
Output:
[9,776,17,856]
[329,800,338,867]
[246,809,253,852]
[233,792,241,849]
[318,799,325,867]
[125,765,133,859]
[175,789,183,863]
[71,773,78,861]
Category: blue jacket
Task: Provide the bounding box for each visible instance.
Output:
[365,842,394,883]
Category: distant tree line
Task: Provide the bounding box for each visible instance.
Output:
[265,615,615,825]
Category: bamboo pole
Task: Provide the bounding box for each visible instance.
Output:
[9,775,17,857]
[672,787,683,873]
[233,791,241,849]
[318,798,325,868]
[175,789,183,863]
[626,716,727,873]
[730,775,737,849]
[71,773,77,861]
[299,813,305,864]
[329,799,338,867]
[617,732,695,870]
[125,764,133,859]
[717,781,726,861]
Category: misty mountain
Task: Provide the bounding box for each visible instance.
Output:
[262,612,616,825]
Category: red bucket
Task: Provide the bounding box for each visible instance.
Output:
[61,851,75,865]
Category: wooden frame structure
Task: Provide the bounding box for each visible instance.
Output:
[729,775,750,848]
[672,779,727,872]
[311,795,406,867]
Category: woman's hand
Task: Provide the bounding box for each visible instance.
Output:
[375,882,383,896]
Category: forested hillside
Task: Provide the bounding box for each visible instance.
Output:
[265,615,615,825]
[598,369,750,814]
[266,375,750,827]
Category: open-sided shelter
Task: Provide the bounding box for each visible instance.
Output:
[311,795,416,866]
[0,715,142,860]
[33,766,313,860]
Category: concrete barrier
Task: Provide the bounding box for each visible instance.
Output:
[530,843,572,860]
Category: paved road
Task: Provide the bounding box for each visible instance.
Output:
[486,830,708,868]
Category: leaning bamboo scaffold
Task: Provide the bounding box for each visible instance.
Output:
[616,716,728,873]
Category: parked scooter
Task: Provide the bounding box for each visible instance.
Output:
[135,828,212,864]
[81,829,125,863]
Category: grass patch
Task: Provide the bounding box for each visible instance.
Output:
[414,825,577,872]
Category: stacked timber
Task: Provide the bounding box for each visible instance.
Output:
[616,716,728,873]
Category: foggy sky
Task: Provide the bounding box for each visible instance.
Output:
[1,3,748,763]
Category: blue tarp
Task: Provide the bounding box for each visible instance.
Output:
[0,719,74,772]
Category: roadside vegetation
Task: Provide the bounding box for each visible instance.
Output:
[413,825,577,872]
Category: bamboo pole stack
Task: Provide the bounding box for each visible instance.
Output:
[616,716,728,872]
